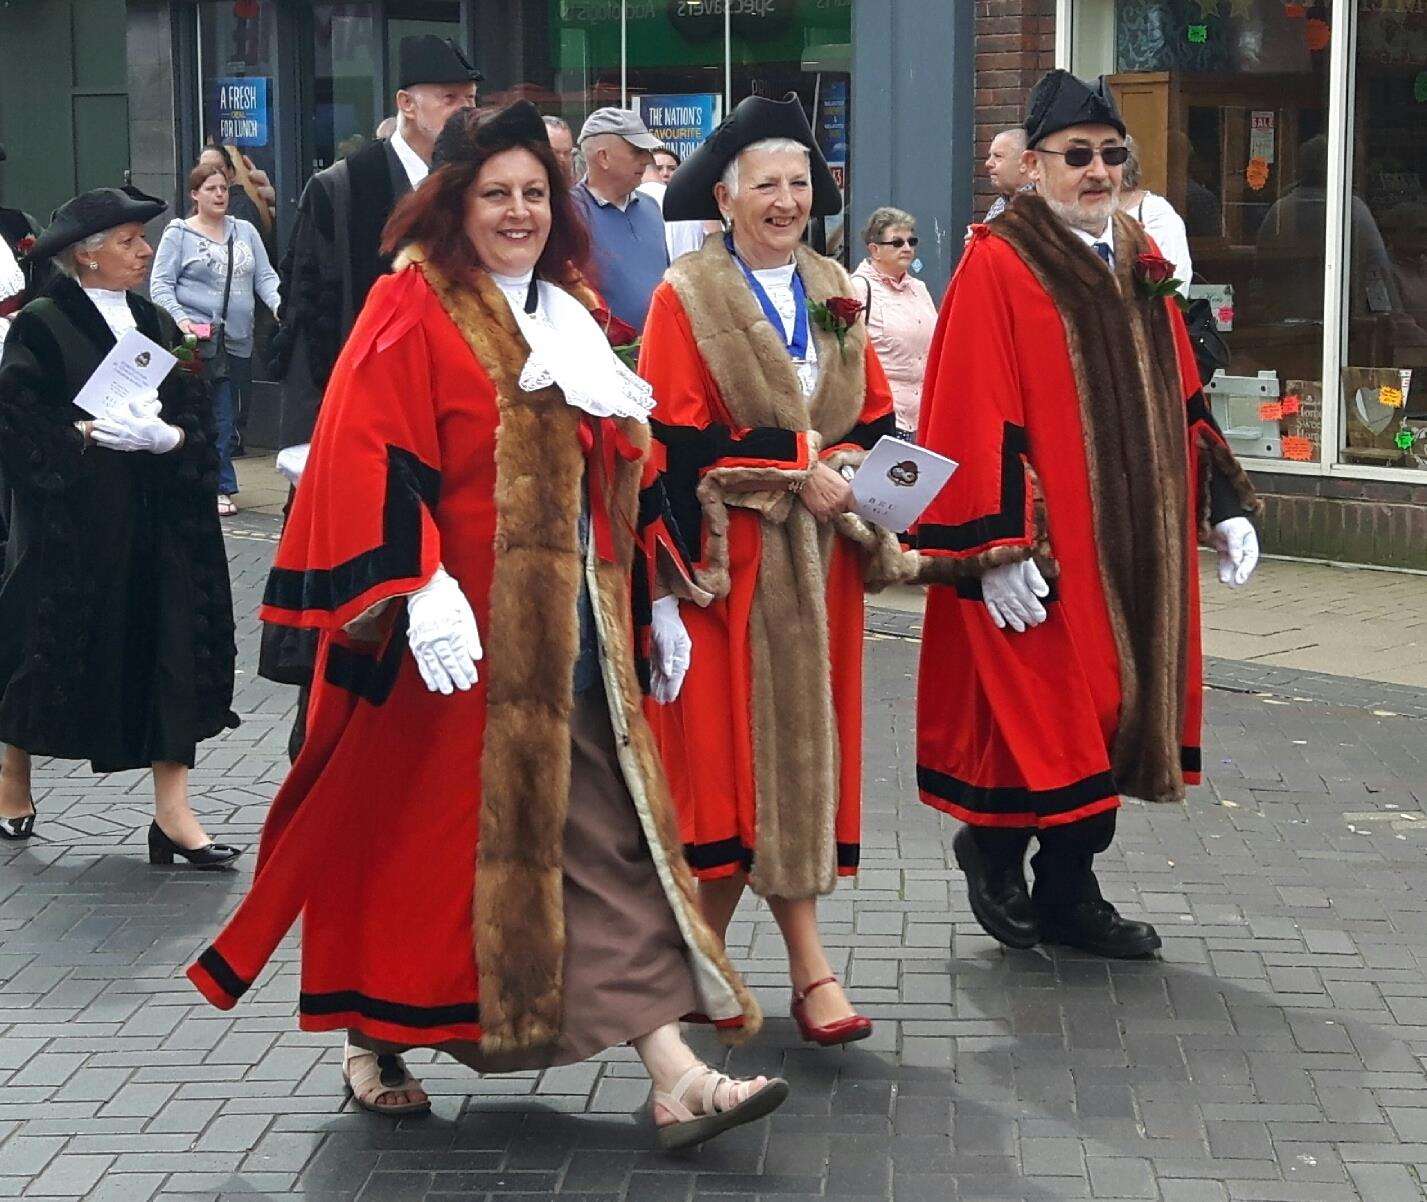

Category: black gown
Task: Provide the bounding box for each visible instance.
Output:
[0,277,237,772]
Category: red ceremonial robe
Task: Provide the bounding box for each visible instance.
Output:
[640,236,911,900]
[186,250,759,1054]
[915,197,1258,829]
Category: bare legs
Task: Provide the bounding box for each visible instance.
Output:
[0,746,33,820]
[1,749,216,851]
[698,872,856,1028]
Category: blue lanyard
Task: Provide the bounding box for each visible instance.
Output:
[726,234,810,361]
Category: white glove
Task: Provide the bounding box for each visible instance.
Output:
[406,567,483,695]
[130,387,163,419]
[90,396,181,455]
[275,443,310,486]
[981,559,1050,633]
[649,595,692,704]
[1212,516,1259,588]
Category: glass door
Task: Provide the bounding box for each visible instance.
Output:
[305,4,381,173]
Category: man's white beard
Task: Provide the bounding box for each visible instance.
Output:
[1044,191,1119,236]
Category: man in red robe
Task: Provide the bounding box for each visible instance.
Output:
[916,71,1261,959]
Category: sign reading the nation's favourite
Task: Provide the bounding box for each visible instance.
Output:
[215,77,270,148]
[634,93,721,161]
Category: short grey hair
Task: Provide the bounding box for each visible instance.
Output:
[993,126,1028,153]
[719,137,810,200]
[54,231,110,280]
[1120,134,1142,192]
[543,114,571,137]
[861,206,916,246]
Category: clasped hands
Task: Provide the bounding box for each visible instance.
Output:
[981,516,1260,634]
[88,390,182,455]
[798,461,854,521]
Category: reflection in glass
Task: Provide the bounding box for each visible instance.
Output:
[309,4,378,172]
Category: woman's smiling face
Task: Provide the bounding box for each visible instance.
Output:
[464,147,552,277]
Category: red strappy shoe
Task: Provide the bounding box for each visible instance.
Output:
[790,977,873,1047]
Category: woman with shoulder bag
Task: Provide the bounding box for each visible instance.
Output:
[151,162,281,517]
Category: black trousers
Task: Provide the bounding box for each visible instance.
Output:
[972,810,1117,908]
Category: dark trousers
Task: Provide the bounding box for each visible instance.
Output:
[972,810,1117,909]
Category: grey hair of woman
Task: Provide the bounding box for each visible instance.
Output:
[861,206,917,247]
[53,231,112,280]
[1120,135,1143,193]
[719,137,810,198]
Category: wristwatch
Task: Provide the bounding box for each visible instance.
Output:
[838,463,857,484]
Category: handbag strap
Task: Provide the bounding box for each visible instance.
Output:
[215,232,235,353]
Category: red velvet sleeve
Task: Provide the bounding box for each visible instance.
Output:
[913,231,1037,568]
[259,268,444,631]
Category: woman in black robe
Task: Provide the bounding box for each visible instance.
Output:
[0,187,240,866]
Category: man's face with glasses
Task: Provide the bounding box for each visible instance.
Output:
[1026,124,1125,235]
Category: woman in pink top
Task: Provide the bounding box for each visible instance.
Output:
[852,207,939,439]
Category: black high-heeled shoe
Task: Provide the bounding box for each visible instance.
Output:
[0,800,36,841]
[147,821,242,869]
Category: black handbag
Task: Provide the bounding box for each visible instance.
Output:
[195,233,235,382]
[1183,295,1230,388]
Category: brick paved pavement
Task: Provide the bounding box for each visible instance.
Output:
[2,520,1426,1200]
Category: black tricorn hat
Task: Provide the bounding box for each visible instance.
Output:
[432,99,549,168]
[25,186,166,263]
[398,34,483,91]
[663,93,841,222]
[1023,70,1125,148]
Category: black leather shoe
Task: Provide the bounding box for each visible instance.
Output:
[148,821,243,869]
[953,826,1039,949]
[0,803,36,841]
[1039,899,1161,959]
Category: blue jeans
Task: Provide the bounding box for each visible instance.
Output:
[212,354,250,497]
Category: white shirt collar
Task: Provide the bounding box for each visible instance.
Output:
[82,287,137,337]
[1071,219,1114,251]
[0,236,22,301]
[389,128,429,188]
[581,180,634,211]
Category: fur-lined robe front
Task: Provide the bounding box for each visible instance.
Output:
[187,253,759,1055]
[640,236,905,899]
[915,195,1258,828]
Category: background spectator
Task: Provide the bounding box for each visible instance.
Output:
[1120,135,1193,294]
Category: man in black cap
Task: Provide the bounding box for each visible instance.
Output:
[262,35,479,761]
[914,71,1262,959]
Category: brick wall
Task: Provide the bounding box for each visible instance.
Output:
[974,0,1057,218]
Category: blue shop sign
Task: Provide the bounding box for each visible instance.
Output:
[635,93,721,161]
[215,77,270,148]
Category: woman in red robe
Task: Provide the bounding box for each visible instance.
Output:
[641,95,914,1046]
[185,102,787,1150]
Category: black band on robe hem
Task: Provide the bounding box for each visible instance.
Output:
[916,762,1118,819]
[299,990,479,1028]
[263,445,441,615]
[915,422,1029,553]
[323,624,408,706]
[683,838,861,873]
[952,575,1060,604]
[1181,745,1202,774]
[198,947,250,1001]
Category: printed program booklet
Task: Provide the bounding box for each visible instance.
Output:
[849,435,958,531]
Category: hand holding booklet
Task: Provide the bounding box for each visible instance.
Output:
[849,435,958,531]
[71,330,177,420]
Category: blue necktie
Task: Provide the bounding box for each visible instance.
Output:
[1092,241,1112,266]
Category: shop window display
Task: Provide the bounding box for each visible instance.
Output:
[1109,0,1331,464]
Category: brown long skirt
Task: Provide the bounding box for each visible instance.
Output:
[353,685,698,1072]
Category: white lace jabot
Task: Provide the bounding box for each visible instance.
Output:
[749,261,819,398]
[491,269,654,423]
[83,287,137,338]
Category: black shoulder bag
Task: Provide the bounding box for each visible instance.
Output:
[196,232,235,383]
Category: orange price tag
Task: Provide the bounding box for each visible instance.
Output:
[1259,401,1283,421]
[1281,394,1301,416]
[1282,436,1313,461]
[1380,385,1405,408]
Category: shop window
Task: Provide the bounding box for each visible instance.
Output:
[1340,1,1427,471]
[308,4,379,172]
[1109,0,1330,464]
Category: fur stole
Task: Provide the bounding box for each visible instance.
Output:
[991,195,1193,805]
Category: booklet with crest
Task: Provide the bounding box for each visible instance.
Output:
[72,329,177,419]
[849,435,958,531]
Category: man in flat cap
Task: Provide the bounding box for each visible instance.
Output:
[572,108,669,331]
[914,70,1262,959]
[263,35,479,759]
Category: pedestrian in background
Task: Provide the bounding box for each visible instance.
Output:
[543,114,576,184]
[1119,135,1193,294]
[0,187,238,864]
[197,144,275,243]
[150,162,281,517]
[984,126,1030,220]
[572,108,668,331]
[852,206,938,439]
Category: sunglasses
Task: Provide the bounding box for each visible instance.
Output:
[1038,145,1130,169]
[875,236,919,248]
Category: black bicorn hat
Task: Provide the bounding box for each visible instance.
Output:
[398,34,483,91]
[662,93,841,222]
[25,186,166,263]
[432,99,549,168]
[1023,70,1126,148]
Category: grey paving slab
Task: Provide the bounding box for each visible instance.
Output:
[1,525,1427,1199]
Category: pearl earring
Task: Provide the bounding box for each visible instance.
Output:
[88,262,99,271]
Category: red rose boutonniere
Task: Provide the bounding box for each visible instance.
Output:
[1134,252,1184,302]
[807,295,865,358]
[16,235,36,257]
[592,304,641,371]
